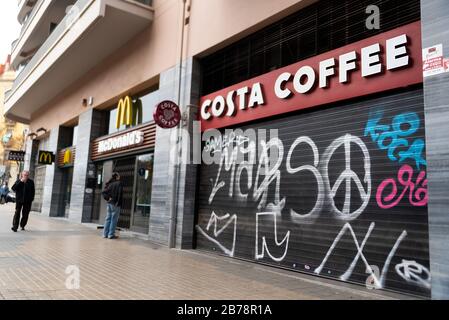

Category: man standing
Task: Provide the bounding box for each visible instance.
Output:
[11,171,35,232]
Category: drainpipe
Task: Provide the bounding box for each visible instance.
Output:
[168,0,187,248]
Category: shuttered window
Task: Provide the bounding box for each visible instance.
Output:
[196,86,430,297]
[201,0,421,95]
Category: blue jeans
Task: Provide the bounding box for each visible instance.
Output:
[103,203,120,238]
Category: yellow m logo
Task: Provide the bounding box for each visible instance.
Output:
[63,149,71,164]
[39,151,53,164]
[116,96,143,129]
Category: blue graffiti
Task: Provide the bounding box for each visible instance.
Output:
[365,110,427,169]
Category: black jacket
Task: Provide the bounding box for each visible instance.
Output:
[105,180,123,207]
[12,179,35,204]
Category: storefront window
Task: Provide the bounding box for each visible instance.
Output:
[132,154,154,231]
[108,89,159,134]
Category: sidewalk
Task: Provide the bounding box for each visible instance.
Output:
[0,203,413,300]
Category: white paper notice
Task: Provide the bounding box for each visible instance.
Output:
[423,44,445,77]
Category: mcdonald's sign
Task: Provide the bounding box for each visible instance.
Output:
[57,147,76,167]
[38,151,55,165]
[63,149,71,165]
[116,96,143,129]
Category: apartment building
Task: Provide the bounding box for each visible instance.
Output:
[0,55,27,185]
[3,0,449,299]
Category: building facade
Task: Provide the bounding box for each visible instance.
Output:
[0,55,27,186]
[3,0,449,299]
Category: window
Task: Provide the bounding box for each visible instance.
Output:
[201,0,421,95]
[108,86,159,134]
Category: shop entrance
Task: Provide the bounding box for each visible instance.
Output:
[59,167,73,217]
[131,154,154,233]
[112,157,135,229]
[92,153,154,233]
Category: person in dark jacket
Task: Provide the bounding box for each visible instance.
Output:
[11,171,35,232]
[102,172,123,239]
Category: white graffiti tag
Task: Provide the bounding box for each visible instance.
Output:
[286,136,324,221]
[395,260,431,289]
[253,138,285,211]
[195,211,237,257]
[321,134,371,221]
[314,222,407,289]
[255,212,290,262]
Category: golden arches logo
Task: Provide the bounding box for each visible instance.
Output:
[116,96,143,129]
[63,149,71,164]
[39,151,54,165]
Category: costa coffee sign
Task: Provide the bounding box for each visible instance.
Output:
[153,100,181,128]
[200,22,422,131]
[98,130,144,154]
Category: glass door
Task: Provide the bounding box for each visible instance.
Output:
[131,154,154,233]
[113,157,136,229]
[65,167,73,217]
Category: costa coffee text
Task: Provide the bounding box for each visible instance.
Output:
[199,22,422,131]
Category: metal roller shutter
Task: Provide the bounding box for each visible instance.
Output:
[195,86,430,297]
[31,165,46,212]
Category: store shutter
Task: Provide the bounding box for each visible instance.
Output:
[32,166,46,212]
[196,86,430,297]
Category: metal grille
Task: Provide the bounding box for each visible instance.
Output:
[31,165,46,212]
[201,0,421,95]
[112,157,136,229]
[196,86,430,297]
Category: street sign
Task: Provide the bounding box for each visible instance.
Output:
[8,150,25,162]
[38,151,55,165]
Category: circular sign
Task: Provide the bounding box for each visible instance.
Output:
[153,100,181,129]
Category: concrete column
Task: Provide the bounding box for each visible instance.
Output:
[149,57,201,248]
[24,138,39,178]
[40,128,60,217]
[421,0,449,299]
[68,109,107,223]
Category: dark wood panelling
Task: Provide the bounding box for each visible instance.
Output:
[91,122,156,161]
[57,146,76,168]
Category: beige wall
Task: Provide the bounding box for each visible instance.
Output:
[30,0,313,132]
[1,68,27,184]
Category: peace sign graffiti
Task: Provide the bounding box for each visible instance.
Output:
[321,134,372,221]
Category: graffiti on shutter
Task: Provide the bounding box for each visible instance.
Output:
[196,87,430,297]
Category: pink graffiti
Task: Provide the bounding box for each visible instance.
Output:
[376,164,428,209]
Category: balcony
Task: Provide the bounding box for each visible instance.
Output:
[5,0,154,123]
[12,0,79,70]
[12,0,52,69]
[18,0,38,24]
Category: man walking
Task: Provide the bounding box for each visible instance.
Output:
[11,171,35,232]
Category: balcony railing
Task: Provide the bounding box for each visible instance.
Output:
[7,0,91,102]
[13,0,45,53]
[5,0,154,106]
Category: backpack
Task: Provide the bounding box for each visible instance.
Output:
[102,185,111,201]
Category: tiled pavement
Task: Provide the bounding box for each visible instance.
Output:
[0,203,413,300]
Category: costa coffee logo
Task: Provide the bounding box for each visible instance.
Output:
[153,100,181,129]
[200,22,422,131]
[98,130,144,154]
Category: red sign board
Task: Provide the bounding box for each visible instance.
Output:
[200,22,423,131]
[153,100,181,129]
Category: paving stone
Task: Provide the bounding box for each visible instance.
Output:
[0,203,412,300]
